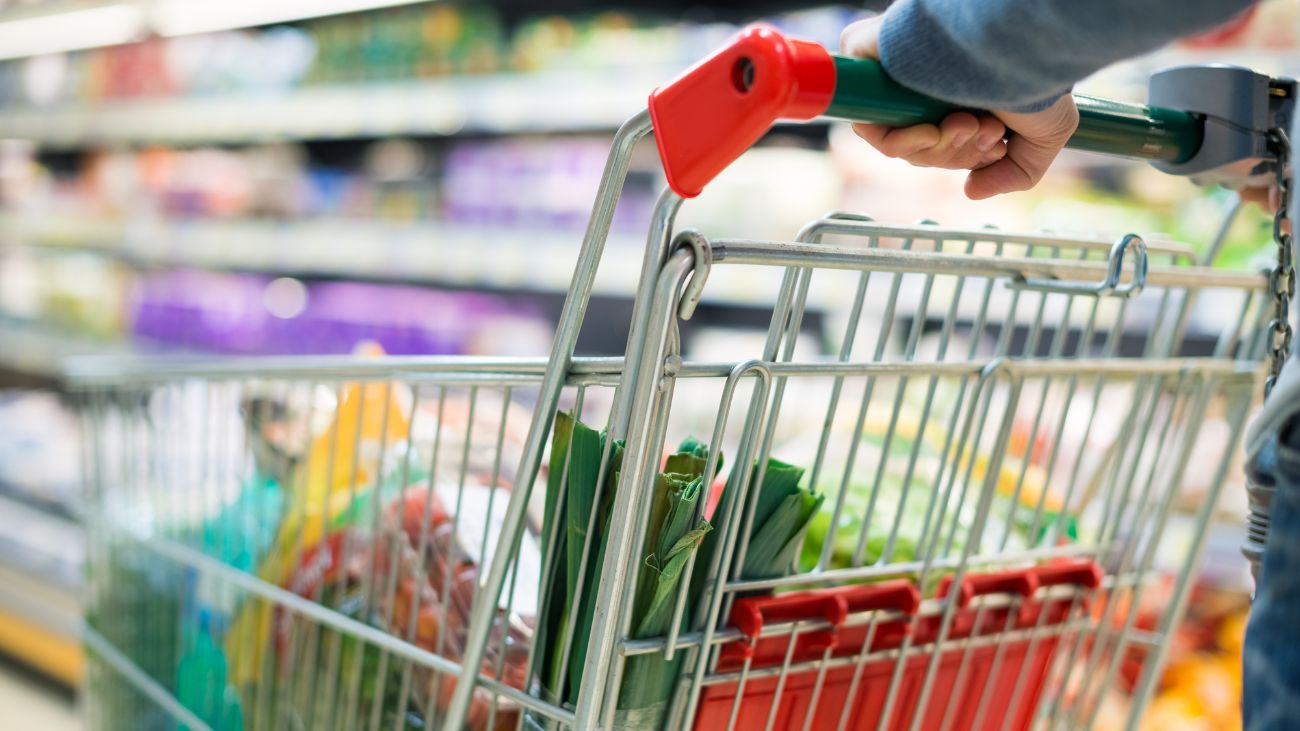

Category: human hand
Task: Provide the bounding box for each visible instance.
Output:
[840,16,1080,200]
[1239,185,1281,213]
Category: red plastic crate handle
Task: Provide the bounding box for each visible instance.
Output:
[1034,560,1104,590]
[938,569,1039,608]
[729,580,922,639]
[731,593,847,640]
[838,580,922,615]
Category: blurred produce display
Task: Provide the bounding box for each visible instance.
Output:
[1090,580,1249,731]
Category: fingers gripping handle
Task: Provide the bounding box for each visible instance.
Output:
[650,24,1205,198]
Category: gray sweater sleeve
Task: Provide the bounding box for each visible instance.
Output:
[877,0,1258,111]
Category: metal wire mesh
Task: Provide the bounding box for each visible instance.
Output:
[79,364,610,730]
[574,216,1265,731]
[75,199,1267,730]
[78,212,1258,728]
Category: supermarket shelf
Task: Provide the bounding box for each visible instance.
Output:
[0,0,840,61]
[0,0,458,61]
[0,316,140,384]
[0,68,678,147]
[1,215,805,307]
[0,57,1281,151]
[1,214,1249,326]
[3,215,649,291]
[0,522,83,688]
[0,491,83,688]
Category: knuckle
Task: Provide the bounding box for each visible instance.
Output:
[1053,111,1081,138]
[839,25,855,49]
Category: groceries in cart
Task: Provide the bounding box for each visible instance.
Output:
[80,237,1260,731]
[201,365,1095,730]
[154,365,538,730]
[79,230,1255,731]
[122,380,1102,731]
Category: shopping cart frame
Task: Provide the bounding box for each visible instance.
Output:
[71,23,1291,731]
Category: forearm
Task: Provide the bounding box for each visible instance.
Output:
[877,0,1257,110]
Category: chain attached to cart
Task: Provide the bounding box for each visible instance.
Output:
[1148,66,1298,586]
[1265,126,1293,398]
[1242,139,1292,585]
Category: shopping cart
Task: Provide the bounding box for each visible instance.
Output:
[73,25,1291,731]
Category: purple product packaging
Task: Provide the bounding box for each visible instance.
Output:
[129,269,271,352]
[128,270,542,356]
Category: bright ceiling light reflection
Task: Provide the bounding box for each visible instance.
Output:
[151,0,434,38]
[0,4,144,61]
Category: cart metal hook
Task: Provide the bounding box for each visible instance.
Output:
[674,229,712,321]
[1009,233,1148,298]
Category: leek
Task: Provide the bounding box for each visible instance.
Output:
[739,458,823,581]
[539,421,829,730]
[687,455,823,626]
[539,418,720,729]
[614,438,715,730]
[538,412,623,704]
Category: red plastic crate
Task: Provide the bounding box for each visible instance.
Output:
[693,561,1102,731]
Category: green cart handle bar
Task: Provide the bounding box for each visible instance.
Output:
[649,24,1204,198]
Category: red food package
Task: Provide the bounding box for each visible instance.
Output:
[377,483,537,731]
[273,530,371,667]
[392,485,452,539]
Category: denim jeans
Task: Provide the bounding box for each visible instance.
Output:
[1243,428,1300,729]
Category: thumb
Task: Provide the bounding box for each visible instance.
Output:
[840,16,884,59]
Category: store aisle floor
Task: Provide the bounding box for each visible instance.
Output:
[0,656,81,731]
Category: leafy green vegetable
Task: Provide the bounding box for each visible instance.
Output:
[739,458,822,580]
[798,470,1057,577]
[744,488,823,580]
[801,472,934,572]
[539,423,830,730]
[631,473,710,637]
[535,410,574,701]
[539,412,624,704]
[615,438,715,730]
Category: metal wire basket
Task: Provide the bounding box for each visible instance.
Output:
[74,25,1277,731]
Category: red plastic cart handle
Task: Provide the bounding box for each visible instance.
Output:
[649,25,834,199]
[649,25,1202,198]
